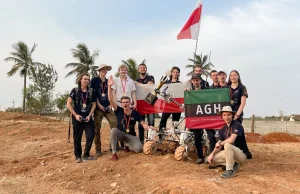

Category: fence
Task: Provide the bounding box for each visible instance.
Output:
[161,118,300,135]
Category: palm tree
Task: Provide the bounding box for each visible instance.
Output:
[115,58,143,80]
[186,53,214,79]
[4,41,41,113]
[65,43,99,78]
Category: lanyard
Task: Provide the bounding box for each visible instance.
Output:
[81,92,88,104]
[100,81,106,94]
[124,111,132,130]
[121,78,127,94]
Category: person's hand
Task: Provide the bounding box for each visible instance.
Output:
[148,81,154,84]
[184,88,188,91]
[108,75,115,86]
[85,115,91,122]
[207,154,214,164]
[234,114,239,120]
[215,141,222,149]
[75,114,82,122]
[132,103,137,110]
[98,104,105,111]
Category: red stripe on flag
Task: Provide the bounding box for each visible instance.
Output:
[186,116,225,129]
[177,4,202,40]
[136,98,184,115]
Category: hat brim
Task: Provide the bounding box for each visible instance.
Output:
[217,110,236,116]
[97,65,112,71]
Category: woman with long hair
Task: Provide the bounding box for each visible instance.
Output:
[158,66,182,133]
[228,70,248,124]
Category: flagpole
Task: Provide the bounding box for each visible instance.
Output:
[194,40,198,58]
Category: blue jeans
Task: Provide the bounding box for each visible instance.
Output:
[138,114,155,142]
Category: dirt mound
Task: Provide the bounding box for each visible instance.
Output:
[264,133,299,143]
[246,133,270,143]
[0,112,59,122]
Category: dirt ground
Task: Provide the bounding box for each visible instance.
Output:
[0,112,300,194]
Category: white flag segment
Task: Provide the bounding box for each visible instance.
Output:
[135,82,191,115]
[177,0,203,40]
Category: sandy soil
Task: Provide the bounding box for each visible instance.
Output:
[0,112,300,194]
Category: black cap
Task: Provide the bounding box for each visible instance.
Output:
[191,73,201,79]
[218,71,226,75]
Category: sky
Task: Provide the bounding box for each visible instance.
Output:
[0,0,299,117]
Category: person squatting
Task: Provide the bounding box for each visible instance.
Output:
[67,63,251,178]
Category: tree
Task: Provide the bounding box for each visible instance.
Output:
[55,91,70,120]
[185,53,214,79]
[4,41,41,113]
[115,58,144,80]
[65,43,99,78]
[26,64,58,115]
[279,110,284,121]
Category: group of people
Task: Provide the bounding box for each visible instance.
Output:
[66,63,252,178]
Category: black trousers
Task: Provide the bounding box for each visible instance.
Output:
[190,129,217,158]
[190,129,203,159]
[206,129,216,154]
[159,113,181,130]
[235,116,243,124]
[138,114,155,142]
[72,117,94,158]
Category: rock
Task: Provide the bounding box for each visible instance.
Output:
[103,168,107,172]
[110,182,117,188]
[114,173,121,178]
[66,181,77,189]
[59,167,66,172]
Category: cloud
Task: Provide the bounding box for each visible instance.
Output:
[0,0,299,117]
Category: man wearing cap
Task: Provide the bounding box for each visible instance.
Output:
[207,106,252,178]
[136,63,155,144]
[91,64,118,157]
[192,65,209,89]
[217,71,229,88]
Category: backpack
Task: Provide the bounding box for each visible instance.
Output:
[74,87,94,108]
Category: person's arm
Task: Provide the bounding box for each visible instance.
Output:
[147,76,155,84]
[96,99,105,111]
[108,75,118,110]
[132,91,137,109]
[131,80,137,109]
[236,85,248,118]
[86,102,96,122]
[66,97,82,122]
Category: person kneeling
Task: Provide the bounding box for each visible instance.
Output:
[107,75,152,160]
[207,106,252,178]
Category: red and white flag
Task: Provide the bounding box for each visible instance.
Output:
[177,0,203,40]
[135,82,189,115]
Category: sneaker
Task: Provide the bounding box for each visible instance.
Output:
[111,153,118,161]
[233,162,240,174]
[82,156,96,162]
[75,157,82,163]
[124,146,130,153]
[221,170,234,178]
[95,150,102,157]
[196,158,204,164]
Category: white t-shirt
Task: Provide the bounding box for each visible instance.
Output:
[111,76,136,104]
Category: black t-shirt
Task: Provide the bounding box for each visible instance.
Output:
[70,87,97,117]
[136,75,155,84]
[219,120,252,159]
[230,84,248,116]
[210,83,229,89]
[114,106,143,136]
[90,77,110,109]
